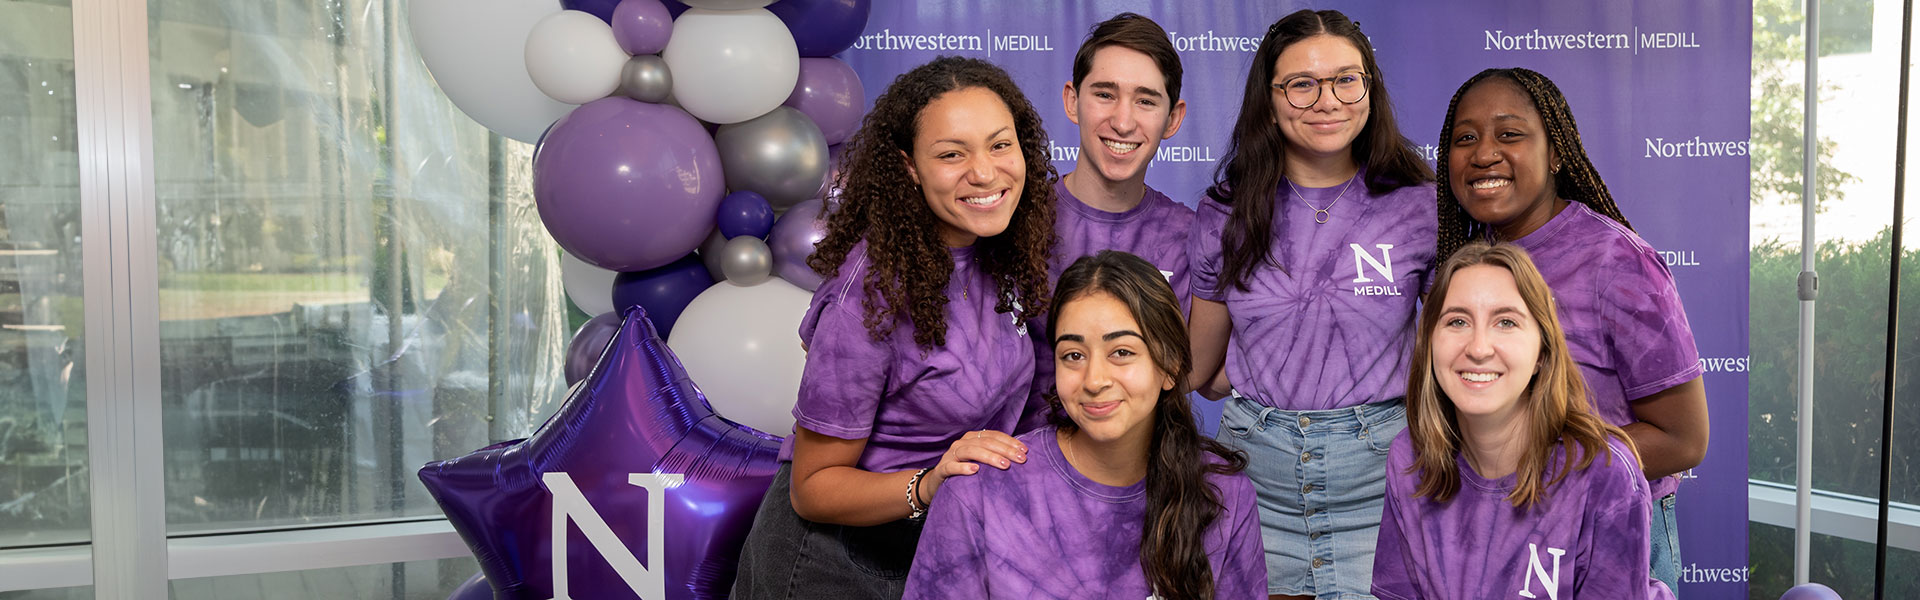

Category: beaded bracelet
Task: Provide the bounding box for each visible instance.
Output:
[906,467,931,520]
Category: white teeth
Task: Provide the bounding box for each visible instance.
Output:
[962,191,1001,206]
[1461,372,1500,383]
[1471,179,1511,190]
[1103,140,1139,154]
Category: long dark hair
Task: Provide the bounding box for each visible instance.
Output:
[807,56,1057,347]
[1434,68,1634,264]
[1405,241,1637,507]
[1045,250,1248,600]
[1207,9,1430,289]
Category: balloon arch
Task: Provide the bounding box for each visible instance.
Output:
[408,0,871,597]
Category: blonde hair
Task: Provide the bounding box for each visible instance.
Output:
[1404,241,1637,508]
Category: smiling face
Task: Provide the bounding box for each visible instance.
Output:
[1446,79,1564,240]
[1065,45,1186,188]
[906,86,1027,247]
[1430,264,1542,428]
[1271,34,1371,163]
[1053,291,1172,448]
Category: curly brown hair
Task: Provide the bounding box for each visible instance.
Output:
[807,56,1058,348]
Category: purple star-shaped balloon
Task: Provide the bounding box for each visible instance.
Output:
[420,306,783,600]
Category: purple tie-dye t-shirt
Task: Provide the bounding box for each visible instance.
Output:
[1017,179,1196,434]
[1189,175,1437,410]
[903,426,1268,599]
[778,241,1036,473]
[1512,201,1703,499]
[1372,432,1674,600]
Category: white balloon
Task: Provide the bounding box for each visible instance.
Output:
[661,8,800,124]
[560,251,619,316]
[408,0,574,143]
[667,277,812,436]
[524,10,630,105]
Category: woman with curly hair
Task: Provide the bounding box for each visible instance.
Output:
[1372,241,1672,600]
[904,250,1265,600]
[731,55,1057,599]
[1186,9,1433,599]
[1433,67,1707,593]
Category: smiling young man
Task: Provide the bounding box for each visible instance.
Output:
[1054,12,1192,296]
[1017,13,1194,436]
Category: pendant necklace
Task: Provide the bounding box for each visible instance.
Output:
[1288,172,1358,224]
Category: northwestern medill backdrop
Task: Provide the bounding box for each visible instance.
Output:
[842,1,1752,597]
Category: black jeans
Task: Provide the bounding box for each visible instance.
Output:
[732,463,925,600]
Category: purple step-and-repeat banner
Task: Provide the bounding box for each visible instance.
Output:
[843,1,1751,597]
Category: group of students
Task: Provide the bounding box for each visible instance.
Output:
[728,9,1709,600]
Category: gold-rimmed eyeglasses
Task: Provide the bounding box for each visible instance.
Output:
[1272,71,1370,109]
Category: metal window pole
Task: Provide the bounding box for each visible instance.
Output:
[1795,0,1821,586]
[1874,0,1913,597]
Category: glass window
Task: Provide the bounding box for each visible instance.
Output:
[0,0,88,550]
[149,0,567,533]
[166,556,479,599]
[0,588,92,600]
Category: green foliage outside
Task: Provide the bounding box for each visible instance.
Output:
[1751,0,1861,210]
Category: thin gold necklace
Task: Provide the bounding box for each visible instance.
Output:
[1288,173,1358,224]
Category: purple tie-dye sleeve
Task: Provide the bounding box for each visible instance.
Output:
[1604,249,1703,401]
[1215,476,1271,599]
[1577,446,1677,600]
[1370,451,1419,600]
[903,479,992,600]
[1188,198,1229,302]
[791,282,896,440]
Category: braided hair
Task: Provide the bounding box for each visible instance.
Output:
[1434,67,1634,264]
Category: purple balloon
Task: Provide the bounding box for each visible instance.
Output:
[782,58,864,146]
[560,0,621,22]
[716,191,775,240]
[1779,583,1841,600]
[815,142,845,202]
[659,0,691,17]
[446,572,491,600]
[767,0,871,57]
[419,308,783,600]
[534,98,724,272]
[564,312,622,386]
[768,198,829,290]
[612,253,713,338]
[611,0,672,55]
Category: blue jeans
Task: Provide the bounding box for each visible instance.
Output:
[1650,492,1681,597]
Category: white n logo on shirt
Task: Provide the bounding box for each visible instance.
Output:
[1350,243,1396,283]
[1517,543,1568,599]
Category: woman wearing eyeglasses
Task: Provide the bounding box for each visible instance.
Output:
[1186,9,1435,599]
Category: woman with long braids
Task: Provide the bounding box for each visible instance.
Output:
[1186,9,1434,599]
[731,56,1057,599]
[905,250,1265,600]
[1371,241,1673,600]
[1434,67,1708,594]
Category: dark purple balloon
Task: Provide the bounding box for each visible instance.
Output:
[716,191,775,240]
[767,198,829,290]
[660,0,691,17]
[782,58,864,146]
[611,254,713,338]
[564,312,622,386]
[446,572,492,600]
[419,307,783,600]
[767,0,871,57]
[534,98,724,272]
[560,0,621,22]
[611,0,672,55]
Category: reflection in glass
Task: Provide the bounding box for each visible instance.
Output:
[150,0,566,533]
[0,0,88,549]
[166,556,480,599]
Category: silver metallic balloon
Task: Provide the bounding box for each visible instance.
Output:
[679,0,776,9]
[714,106,830,210]
[719,235,774,286]
[619,55,673,103]
[697,227,729,282]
